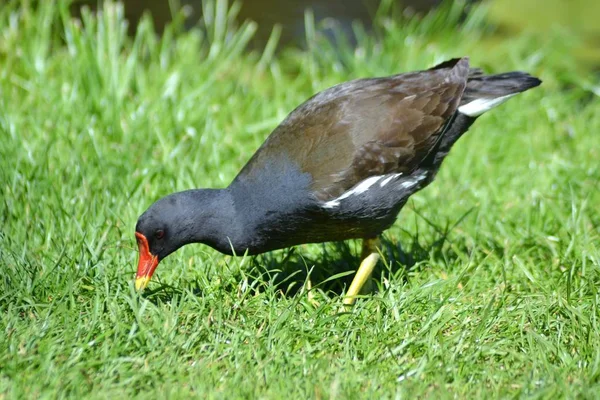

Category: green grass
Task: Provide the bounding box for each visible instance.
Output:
[1,0,600,398]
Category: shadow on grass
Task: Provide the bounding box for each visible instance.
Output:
[251,206,477,297]
[249,230,453,297]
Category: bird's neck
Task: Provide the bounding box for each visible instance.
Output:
[177,188,242,255]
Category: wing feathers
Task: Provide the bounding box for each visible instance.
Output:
[234,58,470,202]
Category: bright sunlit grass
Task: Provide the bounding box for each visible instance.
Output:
[1,0,599,398]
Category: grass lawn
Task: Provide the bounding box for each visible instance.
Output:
[1,1,600,398]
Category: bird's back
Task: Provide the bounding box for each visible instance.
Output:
[233,58,471,201]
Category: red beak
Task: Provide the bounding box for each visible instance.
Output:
[135,232,159,290]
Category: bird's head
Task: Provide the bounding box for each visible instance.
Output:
[134,189,233,290]
[134,193,190,290]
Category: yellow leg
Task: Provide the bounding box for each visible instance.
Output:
[343,237,381,306]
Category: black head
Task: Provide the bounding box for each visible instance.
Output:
[134,189,231,290]
[135,193,192,259]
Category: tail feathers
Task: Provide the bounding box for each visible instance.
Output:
[458,71,541,117]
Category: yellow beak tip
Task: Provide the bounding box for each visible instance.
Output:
[135,277,150,291]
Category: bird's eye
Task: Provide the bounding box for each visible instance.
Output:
[155,229,165,240]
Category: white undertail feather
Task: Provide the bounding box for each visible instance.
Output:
[457,93,516,117]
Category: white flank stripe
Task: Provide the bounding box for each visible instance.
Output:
[322,171,426,209]
[380,173,402,187]
[399,179,420,189]
[322,174,388,209]
[336,175,382,201]
[322,200,340,209]
[458,93,516,117]
[398,172,428,190]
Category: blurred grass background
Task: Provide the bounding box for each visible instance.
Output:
[70,0,600,67]
[1,0,599,398]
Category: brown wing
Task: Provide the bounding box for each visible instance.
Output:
[235,58,470,201]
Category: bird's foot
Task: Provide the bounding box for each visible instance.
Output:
[342,251,380,308]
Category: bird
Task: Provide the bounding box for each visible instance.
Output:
[134,57,541,304]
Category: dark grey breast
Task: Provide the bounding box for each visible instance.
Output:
[235,57,471,202]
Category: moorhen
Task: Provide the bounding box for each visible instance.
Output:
[134,57,541,304]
